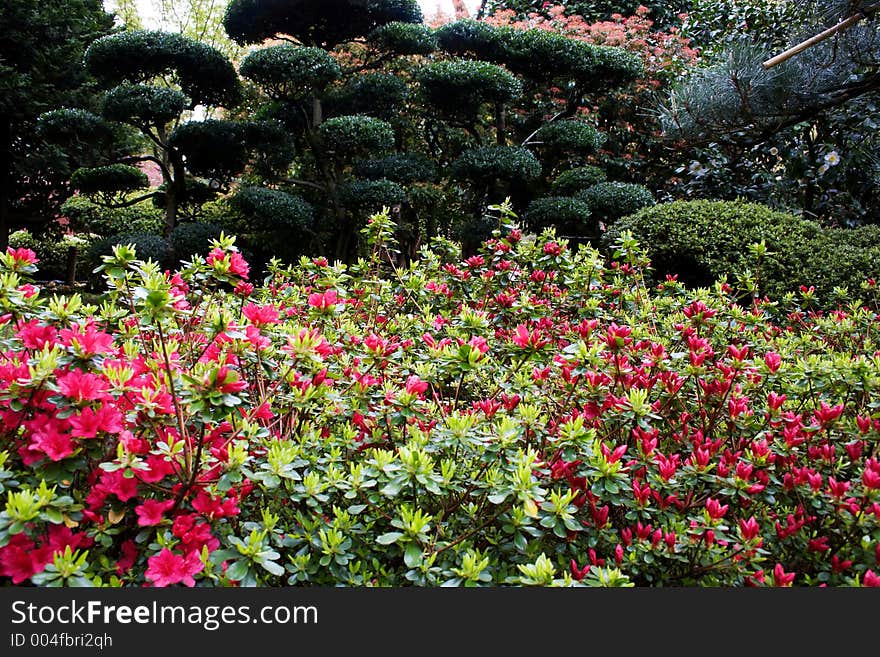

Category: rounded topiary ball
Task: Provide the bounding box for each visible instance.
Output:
[449,145,541,184]
[550,166,608,195]
[523,196,595,236]
[576,181,655,225]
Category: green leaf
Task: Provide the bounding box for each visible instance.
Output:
[404,542,422,569]
[376,532,404,545]
[226,560,249,581]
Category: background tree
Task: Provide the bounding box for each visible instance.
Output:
[40,29,292,238]
[0,0,115,249]
[222,0,647,261]
[658,1,880,225]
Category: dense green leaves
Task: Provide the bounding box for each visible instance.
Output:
[367,21,437,55]
[415,59,522,118]
[239,45,342,99]
[450,146,542,183]
[71,164,149,196]
[576,182,655,226]
[102,84,188,126]
[223,0,423,48]
[84,30,241,107]
[319,115,396,159]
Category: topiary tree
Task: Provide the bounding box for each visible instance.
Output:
[39,29,294,238]
[221,0,645,259]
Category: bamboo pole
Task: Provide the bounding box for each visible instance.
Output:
[762,13,866,69]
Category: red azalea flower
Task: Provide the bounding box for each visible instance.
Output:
[145,549,204,587]
[56,370,109,403]
[864,570,880,587]
[135,499,176,526]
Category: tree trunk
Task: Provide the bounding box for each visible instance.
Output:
[495,102,507,145]
[0,117,12,251]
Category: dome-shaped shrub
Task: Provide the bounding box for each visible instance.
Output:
[354,153,437,184]
[550,166,607,195]
[230,186,314,232]
[319,115,395,159]
[523,196,595,236]
[338,179,407,215]
[415,59,521,119]
[71,164,149,196]
[239,45,342,99]
[535,120,603,155]
[449,146,541,183]
[102,84,187,126]
[367,22,437,55]
[576,182,655,225]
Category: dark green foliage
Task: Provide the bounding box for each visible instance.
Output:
[239,45,341,99]
[102,84,187,126]
[223,0,423,48]
[354,153,438,183]
[169,120,293,183]
[367,21,437,55]
[84,30,241,107]
[338,179,407,215]
[71,164,149,196]
[433,19,500,59]
[229,186,315,231]
[169,221,226,261]
[169,120,249,181]
[327,74,410,119]
[550,166,607,195]
[602,199,880,301]
[319,115,396,159]
[534,119,603,155]
[491,27,643,89]
[523,196,595,236]
[36,109,116,148]
[87,232,175,271]
[415,59,521,118]
[449,145,541,183]
[577,181,654,225]
[0,0,115,247]
[152,178,219,220]
[61,195,164,236]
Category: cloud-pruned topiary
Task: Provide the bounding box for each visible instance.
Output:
[577,181,655,225]
[550,166,607,195]
[415,59,521,119]
[223,0,423,48]
[239,45,342,100]
[449,145,542,183]
[319,115,396,160]
[70,164,149,197]
[355,153,438,184]
[367,21,437,55]
[84,30,241,108]
[534,120,604,155]
[338,178,408,215]
[230,186,315,231]
[523,196,594,236]
[102,84,188,127]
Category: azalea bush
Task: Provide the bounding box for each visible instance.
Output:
[1,205,879,587]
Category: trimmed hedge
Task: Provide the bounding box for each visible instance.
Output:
[239,45,342,99]
[354,153,438,183]
[603,199,880,303]
[319,115,396,159]
[71,165,149,196]
[367,21,437,55]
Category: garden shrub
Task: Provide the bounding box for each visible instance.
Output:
[84,231,175,277]
[60,196,164,237]
[326,74,410,119]
[414,59,522,119]
[169,222,227,262]
[522,196,594,236]
[576,181,654,226]
[449,145,541,184]
[550,166,607,196]
[367,21,438,55]
[355,153,438,184]
[7,231,99,282]
[318,115,396,160]
[1,215,879,588]
[70,164,149,196]
[534,120,604,156]
[603,199,880,303]
[239,45,342,100]
[338,179,408,217]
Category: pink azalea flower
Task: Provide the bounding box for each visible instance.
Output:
[145,549,204,587]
